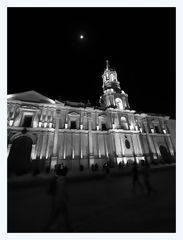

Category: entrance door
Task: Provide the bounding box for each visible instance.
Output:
[8,136,33,175]
[159,145,171,163]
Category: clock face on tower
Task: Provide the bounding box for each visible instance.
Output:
[115,98,123,110]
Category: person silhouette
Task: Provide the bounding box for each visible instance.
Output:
[141,160,157,197]
[45,174,72,232]
[132,160,144,193]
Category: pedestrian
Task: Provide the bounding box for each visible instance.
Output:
[142,160,157,197]
[91,164,95,172]
[44,174,72,232]
[105,162,112,183]
[132,160,144,193]
[118,162,122,169]
[94,163,98,171]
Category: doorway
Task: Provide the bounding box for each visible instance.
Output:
[159,145,171,163]
[8,136,33,175]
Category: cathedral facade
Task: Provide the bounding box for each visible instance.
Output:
[7,62,176,174]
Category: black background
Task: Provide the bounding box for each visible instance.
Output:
[8,8,175,118]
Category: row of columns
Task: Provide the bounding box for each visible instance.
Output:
[142,121,175,160]
[50,112,108,169]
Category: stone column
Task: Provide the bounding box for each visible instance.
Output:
[96,132,99,158]
[167,127,176,154]
[126,115,130,130]
[88,113,94,166]
[165,135,175,156]
[11,105,16,119]
[40,134,47,159]
[80,132,82,164]
[136,134,143,156]
[46,133,51,165]
[126,98,130,109]
[96,112,99,130]
[65,110,68,129]
[80,111,84,129]
[44,108,48,128]
[51,115,59,169]
[117,113,121,129]
[31,144,36,160]
[151,135,160,158]
[13,110,22,127]
[7,144,12,158]
[33,111,39,128]
[144,122,158,160]
[39,109,44,128]
[104,135,108,158]
[35,133,41,159]
[130,134,136,162]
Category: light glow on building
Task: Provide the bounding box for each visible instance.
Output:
[9,120,13,126]
[7,62,175,173]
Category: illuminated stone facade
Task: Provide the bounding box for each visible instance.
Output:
[7,62,175,173]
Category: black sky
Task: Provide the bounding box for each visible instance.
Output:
[8,7,175,118]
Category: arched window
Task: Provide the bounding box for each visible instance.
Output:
[120,116,128,130]
[115,98,123,110]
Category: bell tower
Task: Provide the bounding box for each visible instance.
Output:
[99,60,130,110]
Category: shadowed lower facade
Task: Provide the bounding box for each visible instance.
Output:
[7,62,176,174]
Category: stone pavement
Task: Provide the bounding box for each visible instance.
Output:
[8,164,176,232]
[8,163,175,187]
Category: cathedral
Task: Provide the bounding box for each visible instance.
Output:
[7,61,176,174]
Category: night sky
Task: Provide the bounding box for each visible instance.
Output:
[8,7,175,118]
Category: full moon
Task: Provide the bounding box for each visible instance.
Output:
[80,34,84,39]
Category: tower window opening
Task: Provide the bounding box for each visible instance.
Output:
[101,123,107,131]
[120,116,128,130]
[22,115,33,128]
[10,111,14,119]
[70,121,77,129]
[142,124,146,133]
[155,126,160,133]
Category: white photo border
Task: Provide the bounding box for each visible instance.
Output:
[0,0,181,240]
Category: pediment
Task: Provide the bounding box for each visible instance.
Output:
[55,99,65,106]
[7,90,55,104]
[68,111,80,116]
[99,114,107,118]
[151,119,160,125]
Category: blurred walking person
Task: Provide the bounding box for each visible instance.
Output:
[132,160,144,193]
[104,162,112,183]
[142,159,157,197]
[44,174,72,232]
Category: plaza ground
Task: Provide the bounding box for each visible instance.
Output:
[8,164,175,233]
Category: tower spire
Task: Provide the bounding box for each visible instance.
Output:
[106,60,109,70]
[100,61,130,110]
